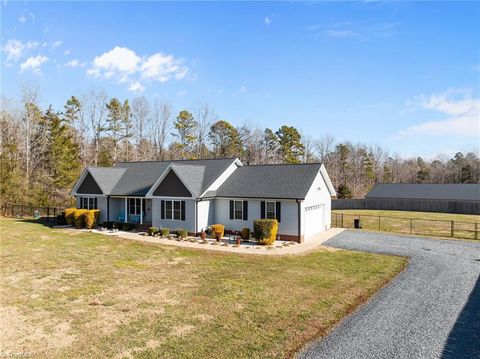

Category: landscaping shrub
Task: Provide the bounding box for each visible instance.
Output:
[56,213,67,225]
[148,227,159,236]
[102,221,114,229]
[123,223,135,231]
[64,208,76,225]
[84,210,100,229]
[73,209,88,229]
[176,229,188,238]
[240,227,251,240]
[160,228,170,237]
[253,219,278,245]
[210,224,224,239]
[113,222,124,230]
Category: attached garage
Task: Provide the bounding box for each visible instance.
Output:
[304,204,325,238]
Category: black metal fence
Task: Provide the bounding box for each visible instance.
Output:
[331,212,479,240]
[1,204,64,222]
[332,198,480,215]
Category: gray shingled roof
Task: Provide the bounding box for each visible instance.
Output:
[87,167,126,194]
[215,163,323,199]
[366,184,480,201]
[79,158,237,197]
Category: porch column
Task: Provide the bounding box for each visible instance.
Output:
[124,198,128,223]
[140,198,143,224]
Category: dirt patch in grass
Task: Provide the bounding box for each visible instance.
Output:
[0,218,406,358]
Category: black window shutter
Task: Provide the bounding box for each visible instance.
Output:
[243,201,248,221]
[94,198,98,210]
[276,201,281,223]
[229,200,234,220]
[260,201,265,219]
[181,201,186,221]
[161,200,165,219]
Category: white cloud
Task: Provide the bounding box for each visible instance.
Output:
[400,92,480,137]
[264,16,272,25]
[128,82,145,92]
[87,46,188,92]
[2,39,38,62]
[325,29,358,38]
[177,89,187,96]
[29,12,35,24]
[233,85,247,97]
[64,59,86,68]
[309,20,398,41]
[19,15,27,23]
[63,49,70,55]
[140,53,187,82]
[51,40,62,48]
[20,55,48,73]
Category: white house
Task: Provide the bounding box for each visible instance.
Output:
[71,158,336,242]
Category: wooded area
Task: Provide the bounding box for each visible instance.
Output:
[1,87,478,207]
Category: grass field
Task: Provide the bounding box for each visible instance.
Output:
[0,218,406,359]
[332,210,480,240]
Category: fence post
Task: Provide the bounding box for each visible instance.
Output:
[341,213,344,228]
[410,218,413,234]
[475,223,478,240]
[451,221,454,237]
[378,216,381,231]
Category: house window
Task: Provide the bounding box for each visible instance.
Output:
[234,200,243,220]
[173,200,181,220]
[164,200,183,221]
[128,198,141,215]
[266,201,276,219]
[165,201,172,219]
[81,197,97,210]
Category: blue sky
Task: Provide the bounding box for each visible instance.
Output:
[1,1,479,158]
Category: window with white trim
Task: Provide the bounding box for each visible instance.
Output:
[128,198,141,215]
[234,200,243,220]
[266,201,276,219]
[164,200,182,220]
[81,197,97,210]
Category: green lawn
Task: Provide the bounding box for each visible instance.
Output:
[0,218,406,359]
[332,210,480,240]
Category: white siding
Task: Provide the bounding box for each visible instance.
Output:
[214,198,299,236]
[302,170,332,240]
[152,198,196,233]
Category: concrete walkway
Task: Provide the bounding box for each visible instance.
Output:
[298,230,480,359]
[87,227,345,255]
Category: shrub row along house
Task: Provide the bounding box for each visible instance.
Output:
[71,158,336,242]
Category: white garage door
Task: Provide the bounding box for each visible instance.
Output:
[304,204,324,239]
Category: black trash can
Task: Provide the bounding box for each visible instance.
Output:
[354,219,361,229]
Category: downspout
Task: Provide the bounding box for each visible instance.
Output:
[107,196,110,222]
[296,199,303,243]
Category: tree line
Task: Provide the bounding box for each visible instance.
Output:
[1,88,478,207]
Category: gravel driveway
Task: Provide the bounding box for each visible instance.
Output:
[298,230,480,359]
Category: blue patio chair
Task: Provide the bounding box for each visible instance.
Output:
[118,212,125,222]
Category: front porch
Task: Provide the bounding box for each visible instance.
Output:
[108,197,153,226]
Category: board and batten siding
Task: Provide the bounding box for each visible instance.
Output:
[151,198,196,234]
[197,200,214,232]
[76,195,108,223]
[214,198,299,238]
